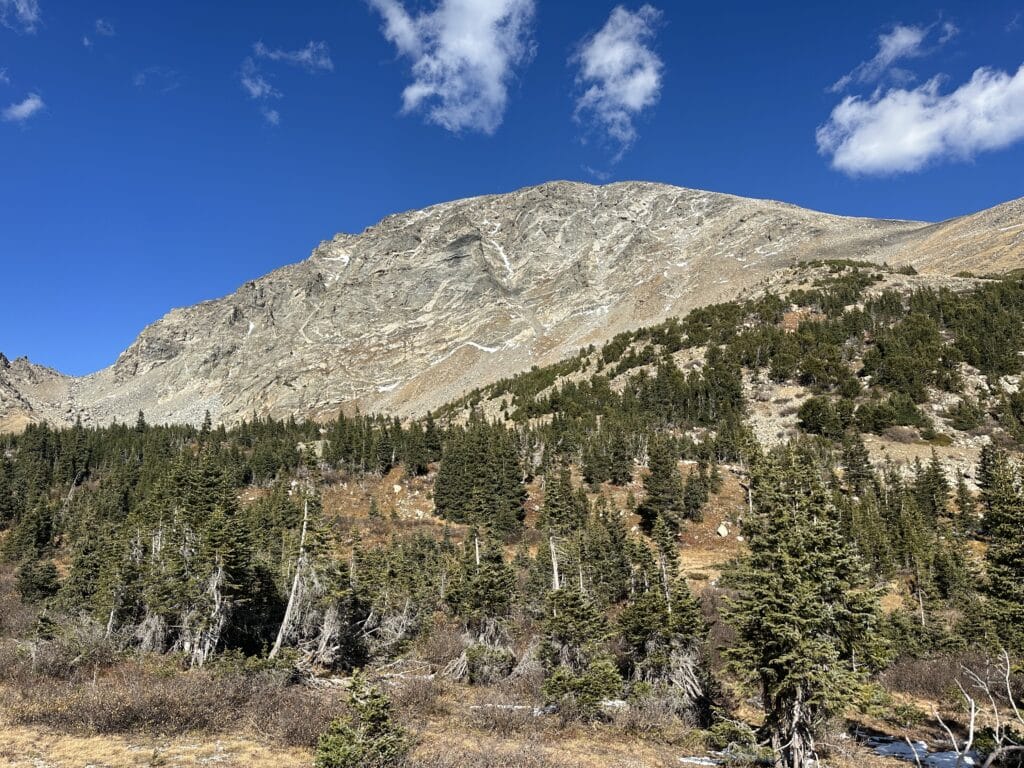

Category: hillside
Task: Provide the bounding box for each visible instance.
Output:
[3,181,1020,432]
[4,259,1024,767]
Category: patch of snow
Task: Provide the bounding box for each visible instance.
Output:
[377,381,401,393]
[247,321,255,336]
[926,753,979,768]
[873,740,928,761]
[321,251,351,265]
[430,341,502,367]
[868,737,980,767]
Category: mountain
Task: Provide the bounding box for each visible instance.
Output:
[2,181,1022,431]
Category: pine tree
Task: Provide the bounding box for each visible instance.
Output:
[682,465,710,522]
[447,532,515,639]
[541,585,622,715]
[316,674,413,768]
[608,427,634,486]
[954,472,977,536]
[840,432,875,495]
[978,450,1024,653]
[638,436,685,531]
[724,451,881,768]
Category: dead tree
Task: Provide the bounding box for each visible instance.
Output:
[269,497,310,659]
[934,649,1024,768]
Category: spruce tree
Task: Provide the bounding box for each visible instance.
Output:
[978,450,1024,653]
[638,436,685,531]
[724,451,881,768]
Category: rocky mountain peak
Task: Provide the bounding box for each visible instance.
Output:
[1,181,1021,432]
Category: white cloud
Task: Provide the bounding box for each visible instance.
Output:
[0,0,40,33]
[2,92,44,122]
[261,107,280,125]
[817,64,1024,175]
[240,57,281,100]
[573,4,663,154]
[95,18,114,36]
[82,35,91,48]
[0,68,9,85]
[254,40,332,72]
[369,0,536,134]
[829,24,931,93]
[133,66,181,92]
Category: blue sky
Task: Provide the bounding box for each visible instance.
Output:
[1,0,1023,375]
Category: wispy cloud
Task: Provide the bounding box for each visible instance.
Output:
[83,19,114,48]
[253,40,333,72]
[573,4,663,157]
[1009,13,1023,33]
[133,67,181,93]
[0,0,40,33]
[240,57,282,100]
[238,40,333,125]
[368,0,536,134]
[829,22,957,93]
[817,64,1024,175]
[0,68,9,85]
[2,92,44,122]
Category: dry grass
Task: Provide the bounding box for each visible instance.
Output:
[0,642,345,749]
[0,724,312,768]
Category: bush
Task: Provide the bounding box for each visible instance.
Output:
[947,396,985,431]
[706,719,758,751]
[541,658,622,718]
[16,559,59,603]
[0,653,339,747]
[316,675,413,768]
[466,644,515,685]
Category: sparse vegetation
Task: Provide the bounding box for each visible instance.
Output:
[3,267,1024,766]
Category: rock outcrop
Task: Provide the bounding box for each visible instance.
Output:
[2,181,1021,429]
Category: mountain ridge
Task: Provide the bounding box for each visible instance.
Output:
[2,180,1022,432]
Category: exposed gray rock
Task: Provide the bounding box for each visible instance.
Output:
[1,180,1021,430]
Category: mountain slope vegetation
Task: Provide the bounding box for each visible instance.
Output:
[2,260,1024,766]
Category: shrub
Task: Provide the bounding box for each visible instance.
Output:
[947,396,985,431]
[316,675,413,768]
[706,718,758,752]
[16,559,59,603]
[541,658,622,718]
[466,643,515,685]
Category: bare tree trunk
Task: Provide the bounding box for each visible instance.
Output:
[549,537,560,592]
[270,498,310,659]
[659,553,671,610]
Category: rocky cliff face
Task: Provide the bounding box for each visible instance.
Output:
[2,181,1021,430]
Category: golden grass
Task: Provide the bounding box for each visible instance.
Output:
[0,722,311,768]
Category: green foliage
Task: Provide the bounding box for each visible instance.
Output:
[465,643,516,685]
[16,558,60,603]
[433,416,526,535]
[542,658,622,716]
[315,675,413,768]
[637,437,685,530]
[977,450,1024,654]
[724,450,882,766]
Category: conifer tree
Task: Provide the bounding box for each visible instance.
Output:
[725,451,881,768]
[638,436,685,531]
[541,585,622,715]
[978,450,1024,653]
